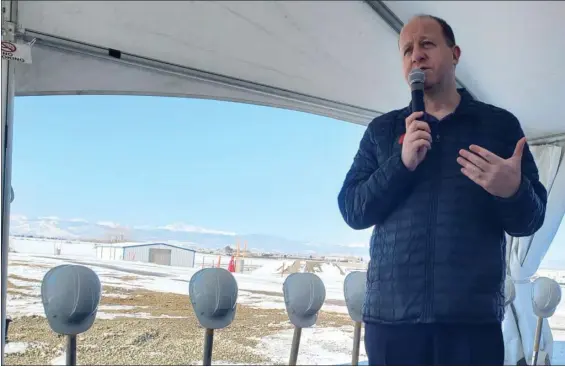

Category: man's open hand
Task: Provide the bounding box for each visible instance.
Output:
[457,137,526,198]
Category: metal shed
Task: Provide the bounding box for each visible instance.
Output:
[96,243,196,268]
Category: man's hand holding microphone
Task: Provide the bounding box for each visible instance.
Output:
[402,111,432,171]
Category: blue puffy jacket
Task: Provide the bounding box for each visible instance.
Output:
[338,89,547,324]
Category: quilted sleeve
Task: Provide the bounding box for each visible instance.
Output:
[338,122,416,230]
[494,114,548,237]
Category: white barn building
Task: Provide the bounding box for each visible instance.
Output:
[95,242,196,268]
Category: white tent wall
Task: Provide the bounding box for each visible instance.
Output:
[3,0,565,364]
[503,142,565,365]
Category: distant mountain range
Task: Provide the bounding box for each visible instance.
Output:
[540,258,565,271]
[9,214,369,257]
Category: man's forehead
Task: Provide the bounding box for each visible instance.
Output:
[399,17,441,45]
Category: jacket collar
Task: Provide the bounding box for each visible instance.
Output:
[405,88,476,117]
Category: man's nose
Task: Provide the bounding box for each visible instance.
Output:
[411,47,427,65]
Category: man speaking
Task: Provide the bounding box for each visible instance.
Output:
[337,14,547,365]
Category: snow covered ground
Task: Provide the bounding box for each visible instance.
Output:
[5,237,565,365]
[5,238,367,364]
[8,238,361,311]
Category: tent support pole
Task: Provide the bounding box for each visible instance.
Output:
[1,0,18,362]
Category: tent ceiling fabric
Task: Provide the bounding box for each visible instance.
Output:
[14,0,565,139]
[16,0,404,121]
[16,43,376,124]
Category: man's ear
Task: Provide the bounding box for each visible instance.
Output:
[452,45,461,66]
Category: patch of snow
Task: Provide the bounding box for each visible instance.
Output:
[98,305,139,311]
[5,342,30,354]
[51,352,66,365]
[96,312,188,320]
[189,361,250,365]
[319,263,346,279]
[255,326,367,365]
[322,304,348,314]
[102,293,130,299]
[267,321,291,328]
[9,237,97,258]
[7,295,45,317]
[7,287,38,297]
[237,290,285,310]
[251,260,286,276]
[247,302,285,311]
[7,265,46,282]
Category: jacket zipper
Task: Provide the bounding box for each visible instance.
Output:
[424,122,442,321]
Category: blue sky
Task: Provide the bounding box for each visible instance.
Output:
[10,95,565,266]
[11,95,373,247]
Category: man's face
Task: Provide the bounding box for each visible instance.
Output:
[398,17,460,90]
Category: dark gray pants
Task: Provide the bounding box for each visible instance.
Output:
[364,322,504,365]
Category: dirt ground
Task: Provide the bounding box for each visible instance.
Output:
[4,278,354,365]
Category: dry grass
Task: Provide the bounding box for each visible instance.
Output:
[118,275,139,282]
[9,275,41,283]
[104,275,140,282]
[7,290,34,298]
[9,261,52,269]
[7,276,38,297]
[7,280,32,291]
[241,289,283,298]
[276,260,301,275]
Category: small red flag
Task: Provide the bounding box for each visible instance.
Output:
[228,256,236,272]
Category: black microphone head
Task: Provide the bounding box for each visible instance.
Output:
[409,68,425,91]
[41,264,101,335]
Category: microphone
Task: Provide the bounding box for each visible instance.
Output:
[409,68,426,113]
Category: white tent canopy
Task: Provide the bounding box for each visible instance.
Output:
[10,0,565,139]
[2,0,565,364]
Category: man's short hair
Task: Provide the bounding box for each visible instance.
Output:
[417,14,456,48]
